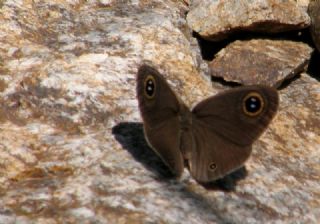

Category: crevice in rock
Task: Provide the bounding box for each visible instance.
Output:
[307,50,320,82]
[277,74,301,90]
[210,76,242,88]
[194,28,314,62]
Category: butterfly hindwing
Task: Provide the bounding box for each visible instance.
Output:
[188,119,252,182]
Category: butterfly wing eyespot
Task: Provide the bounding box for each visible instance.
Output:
[208,162,217,172]
[242,92,265,116]
[144,75,156,99]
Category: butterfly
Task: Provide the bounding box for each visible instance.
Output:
[136,64,279,183]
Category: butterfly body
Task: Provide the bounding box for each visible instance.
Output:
[136,65,278,183]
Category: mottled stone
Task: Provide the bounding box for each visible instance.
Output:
[187,0,311,40]
[209,39,313,87]
[0,0,319,224]
[297,0,311,9]
[308,0,320,52]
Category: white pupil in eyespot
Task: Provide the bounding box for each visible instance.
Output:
[250,99,257,108]
[145,77,155,97]
[245,96,261,113]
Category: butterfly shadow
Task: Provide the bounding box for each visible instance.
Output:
[199,166,248,192]
[112,122,175,179]
[112,122,248,192]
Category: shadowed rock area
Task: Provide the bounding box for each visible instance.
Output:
[0,0,319,223]
[308,0,320,52]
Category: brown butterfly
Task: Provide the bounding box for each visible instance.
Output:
[136,64,279,183]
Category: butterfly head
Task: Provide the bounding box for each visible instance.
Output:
[143,75,156,99]
[242,92,265,117]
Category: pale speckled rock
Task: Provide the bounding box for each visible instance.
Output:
[187,0,311,40]
[209,39,313,87]
[308,0,320,52]
[297,0,311,9]
[0,0,319,224]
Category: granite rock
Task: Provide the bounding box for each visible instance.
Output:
[0,1,319,224]
[297,0,311,9]
[209,39,313,87]
[187,0,311,40]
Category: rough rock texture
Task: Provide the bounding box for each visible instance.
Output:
[209,39,313,87]
[308,0,320,52]
[0,1,319,224]
[187,0,311,40]
[297,0,311,9]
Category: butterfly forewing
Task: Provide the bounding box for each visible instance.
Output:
[188,86,278,182]
[192,86,279,146]
[136,65,185,176]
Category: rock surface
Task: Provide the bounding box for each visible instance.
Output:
[187,0,310,40]
[297,0,311,9]
[0,1,319,224]
[209,39,313,87]
[308,0,320,52]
